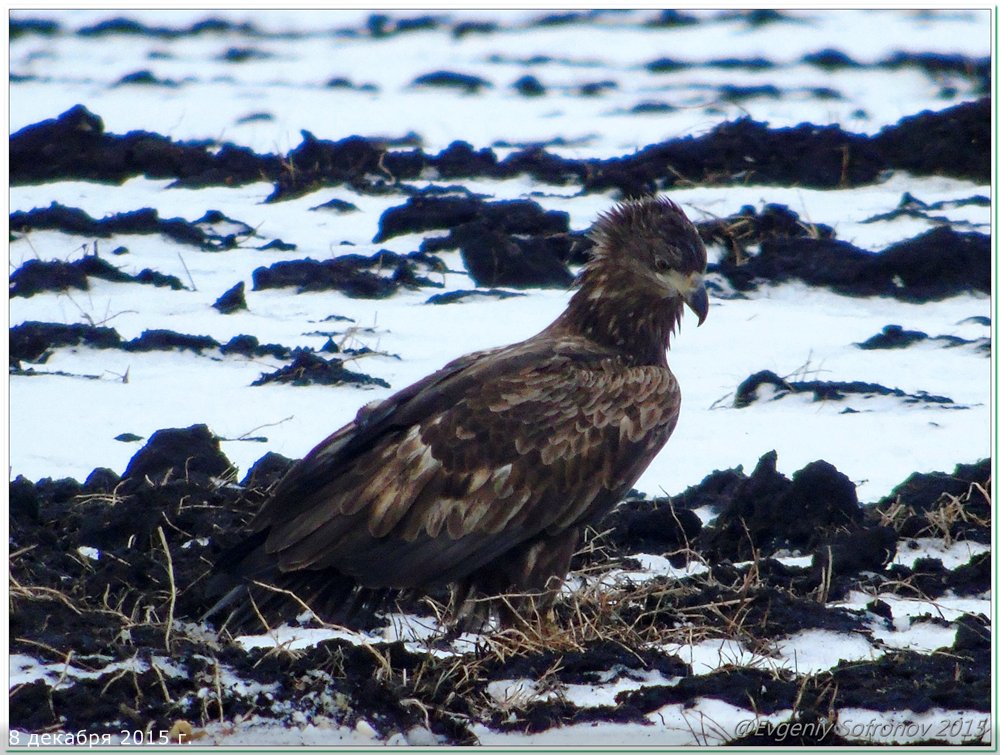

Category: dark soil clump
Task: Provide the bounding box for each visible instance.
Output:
[10,254,184,298]
[380,196,575,288]
[219,334,294,360]
[10,321,123,365]
[876,97,990,179]
[734,370,959,409]
[620,667,800,715]
[10,104,278,187]
[375,196,568,242]
[412,70,491,92]
[121,424,234,485]
[425,288,526,305]
[213,281,248,313]
[451,223,575,288]
[873,459,990,543]
[251,250,444,297]
[829,647,990,714]
[698,452,863,561]
[596,496,703,560]
[856,324,989,353]
[697,203,834,262]
[714,227,989,302]
[11,203,289,251]
[9,321,305,365]
[251,350,390,388]
[10,322,394,390]
[126,329,220,353]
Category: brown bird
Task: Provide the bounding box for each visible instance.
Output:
[206,195,708,630]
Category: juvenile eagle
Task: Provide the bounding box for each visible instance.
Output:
[208,196,708,629]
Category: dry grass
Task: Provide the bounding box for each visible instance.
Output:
[920,480,990,545]
[879,477,991,544]
[876,498,912,531]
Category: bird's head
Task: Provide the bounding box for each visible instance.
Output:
[588,196,709,325]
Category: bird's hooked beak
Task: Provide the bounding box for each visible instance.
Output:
[680,272,709,326]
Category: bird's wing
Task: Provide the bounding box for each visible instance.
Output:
[251,337,681,588]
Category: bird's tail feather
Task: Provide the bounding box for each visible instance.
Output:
[201,566,398,634]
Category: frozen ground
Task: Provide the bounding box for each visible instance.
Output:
[8,7,994,747]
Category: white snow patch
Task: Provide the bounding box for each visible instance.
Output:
[562,669,681,708]
[892,537,990,570]
[772,553,814,568]
[626,553,710,580]
[233,625,365,652]
[835,589,990,624]
[774,628,882,674]
[10,653,147,688]
[869,616,957,653]
[660,637,764,676]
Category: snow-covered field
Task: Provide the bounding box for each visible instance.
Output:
[8,7,994,747]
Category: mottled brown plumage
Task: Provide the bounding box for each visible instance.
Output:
[208,195,708,629]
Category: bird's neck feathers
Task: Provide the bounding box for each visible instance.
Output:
[549,261,683,367]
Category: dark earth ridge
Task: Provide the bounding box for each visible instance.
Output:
[9,321,386,389]
[733,370,962,409]
[250,351,390,389]
[12,319,982,404]
[10,255,185,298]
[212,281,248,314]
[712,224,989,302]
[9,203,280,252]
[250,249,445,297]
[10,99,989,194]
[856,324,990,355]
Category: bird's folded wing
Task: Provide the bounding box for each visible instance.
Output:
[251,337,680,587]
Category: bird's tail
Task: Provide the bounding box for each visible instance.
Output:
[204,572,399,634]
[199,533,399,633]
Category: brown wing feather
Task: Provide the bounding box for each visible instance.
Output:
[251,335,680,589]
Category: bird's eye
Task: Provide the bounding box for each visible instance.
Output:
[654,258,670,273]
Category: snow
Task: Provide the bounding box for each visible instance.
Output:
[233,625,365,653]
[486,668,681,710]
[660,628,885,679]
[562,669,681,708]
[869,616,958,653]
[627,553,710,581]
[775,628,883,673]
[892,537,991,570]
[839,590,990,625]
[10,653,150,687]
[662,637,766,676]
[7,7,994,748]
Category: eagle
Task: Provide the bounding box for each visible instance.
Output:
[206,195,709,630]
